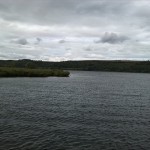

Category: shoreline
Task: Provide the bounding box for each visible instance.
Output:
[0,67,70,77]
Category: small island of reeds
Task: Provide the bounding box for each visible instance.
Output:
[0,67,70,77]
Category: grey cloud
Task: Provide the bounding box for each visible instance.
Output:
[77,1,130,16]
[0,0,149,30]
[37,37,42,42]
[59,39,66,44]
[0,0,78,25]
[35,37,42,44]
[84,47,93,51]
[94,40,101,44]
[16,38,28,45]
[98,32,128,44]
[66,48,71,51]
[0,0,136,26]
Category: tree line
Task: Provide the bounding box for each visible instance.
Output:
[0,59,150,73]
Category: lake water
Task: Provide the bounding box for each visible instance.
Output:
[0,71,150,150]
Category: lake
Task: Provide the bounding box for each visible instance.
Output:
[0,71,150,150]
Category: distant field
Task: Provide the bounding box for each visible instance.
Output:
[0,67,70,77]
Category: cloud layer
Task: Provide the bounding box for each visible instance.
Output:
[0,0,150,61]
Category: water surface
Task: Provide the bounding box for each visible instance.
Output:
[0,71,150,150]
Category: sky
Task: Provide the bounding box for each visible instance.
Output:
[0,0,150,61]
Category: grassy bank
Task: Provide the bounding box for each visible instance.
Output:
[0,67,70,77]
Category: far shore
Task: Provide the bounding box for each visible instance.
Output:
[0,59,150,73]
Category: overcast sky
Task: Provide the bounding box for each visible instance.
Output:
[0,0,150,61]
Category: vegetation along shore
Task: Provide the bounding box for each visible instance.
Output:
[0,59,150,73]
[0,67,70,77]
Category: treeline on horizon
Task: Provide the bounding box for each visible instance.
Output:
[0,59,150,73]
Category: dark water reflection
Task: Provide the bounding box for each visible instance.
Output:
[0,71,150,150]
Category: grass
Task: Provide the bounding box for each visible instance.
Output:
[0,67,70,77]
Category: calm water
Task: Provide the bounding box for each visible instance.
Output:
[0,71,150,150]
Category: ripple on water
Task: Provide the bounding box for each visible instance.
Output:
[0,71,150,150]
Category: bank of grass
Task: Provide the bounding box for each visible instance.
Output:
[0,67,70,77]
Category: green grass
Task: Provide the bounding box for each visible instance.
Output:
[0,67,70,77]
